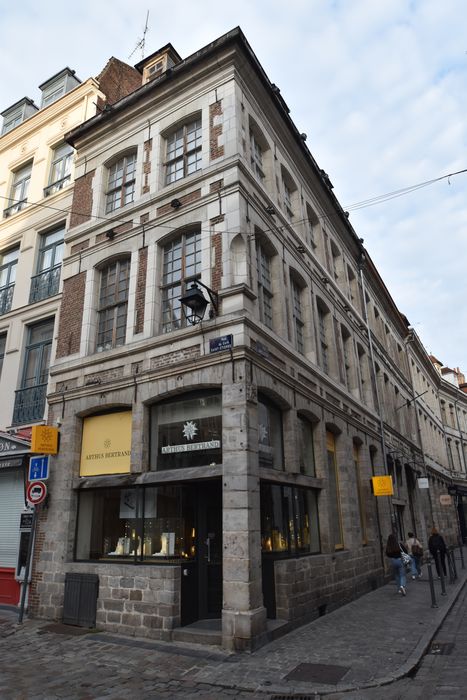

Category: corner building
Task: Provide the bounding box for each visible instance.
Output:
[30,28,465,651]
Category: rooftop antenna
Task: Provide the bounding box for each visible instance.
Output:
[128,10,149,61]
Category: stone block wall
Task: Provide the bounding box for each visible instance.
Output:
[34,563,181,641]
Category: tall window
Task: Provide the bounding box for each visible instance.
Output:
[326,431,343,550]
[96,259,130,351]
[317,303,329,374]
[353,443,367,544]
[341,326,352,389]
[165,118,202,184]
[106,153,136,213]
[4,162,32,217]
[256,242,273,329]
[281,168,296,219]
[291,279,304,353]
[45,143,73,196]
[260,483,320,555]
[30,227,64,303]
[258,396,283,470]
[0,333,6,378]
[0,248,18,315]
[13,319,54,424]
[161,230,201,333]
[298,416,316,476]
[250,130,265,182]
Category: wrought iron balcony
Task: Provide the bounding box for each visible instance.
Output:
[29,266,61,304]
[12,384,47,425]
[0,284,14,315]
[44,175,71,197]
[3,199,27,218]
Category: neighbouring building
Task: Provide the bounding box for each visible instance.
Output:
[13,27,467,651]
[0,59,141,606]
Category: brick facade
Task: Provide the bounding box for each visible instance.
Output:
[97,57,142,108]
[134,247,148,334]
[55,272,86,358]
[209,101,224,160]
[156,189,201,217]
[69,170,95,229]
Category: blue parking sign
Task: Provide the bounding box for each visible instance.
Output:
[29,455,49,481]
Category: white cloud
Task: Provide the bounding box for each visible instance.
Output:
[1,0,466,370]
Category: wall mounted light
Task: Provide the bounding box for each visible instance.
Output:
[105,229,115,240]
[171,198,182,209]
[265,205,275,216]
[179,280,219,325]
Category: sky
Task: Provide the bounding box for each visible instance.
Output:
[1,0,466,373]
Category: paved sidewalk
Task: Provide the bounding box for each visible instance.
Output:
[0,550,466,698]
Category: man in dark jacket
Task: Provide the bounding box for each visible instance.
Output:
[428,527,447,577]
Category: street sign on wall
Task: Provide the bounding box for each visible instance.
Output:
[29,455,49,481]
[26,481,47,506]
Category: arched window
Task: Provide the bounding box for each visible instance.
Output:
[165,116,202,184]
[290,277,305,353]
[258,395,283,470]
[161,228,201,333]
[105,152,137,213]
[96,258,131,351]
[256,238,274,329]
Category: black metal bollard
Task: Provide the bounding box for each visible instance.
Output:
[427,558,438,608]
[436,551,447,596]
[458,538,465,570]
[451,548,458,581]
[447,549,455,584]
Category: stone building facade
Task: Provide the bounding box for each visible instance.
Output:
[22,28,467,651]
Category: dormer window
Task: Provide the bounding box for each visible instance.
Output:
[39,68,81,109]
[1,98,38,135]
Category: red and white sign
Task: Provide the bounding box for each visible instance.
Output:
[26,480,47,506]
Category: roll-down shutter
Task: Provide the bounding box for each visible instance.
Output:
[0,470,24,567]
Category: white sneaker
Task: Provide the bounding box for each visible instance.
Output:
[400,586,407,596]
[412,576,416,580]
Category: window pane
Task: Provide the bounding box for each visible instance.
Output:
[151,392,222,470]
[260,483,320,555]
[258,398,283,469]
[298,417,316,476]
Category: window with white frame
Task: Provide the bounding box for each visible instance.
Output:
[165,117,202,185]
[305,204,319,248]
[105,153,137,214]
[0,248,18,315]
[45,143,73,196]
[256,241,273,329]
[281,167,296,219]
[30,227,64,303]
[161,230,201,333]
[250,130,265,182]
[4,162,32,217]
[96,259,131,351]
[291,278,304,353]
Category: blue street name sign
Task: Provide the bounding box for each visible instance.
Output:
[209,334,233,353]
[29,455,49,482]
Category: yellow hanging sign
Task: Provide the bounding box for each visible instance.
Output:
[31,425,59,455]
[372,475,394,496]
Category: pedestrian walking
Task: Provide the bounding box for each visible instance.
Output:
[406,531,423,579]
[386,533,408,596]
[428,527,447,577]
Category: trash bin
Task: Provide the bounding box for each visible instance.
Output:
[62,572,99,628]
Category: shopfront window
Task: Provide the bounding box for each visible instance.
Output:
[260,482,320,555]
[258,396,283,469]
[75,485,196,562]
[150,391,222,470]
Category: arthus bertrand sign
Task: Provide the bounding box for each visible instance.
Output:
[80,412,132,476]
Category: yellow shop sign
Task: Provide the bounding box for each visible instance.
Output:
[31,425,59,455]
[80,412,132,476]
[372,475,394,497]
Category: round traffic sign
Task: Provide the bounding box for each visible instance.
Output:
[26,480,47,506]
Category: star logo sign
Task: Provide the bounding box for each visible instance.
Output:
[182,421,198,441]
[259,424,268,443]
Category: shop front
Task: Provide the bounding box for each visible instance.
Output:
[0,432,30,606]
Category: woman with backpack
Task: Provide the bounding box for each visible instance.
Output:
[386,532,408,596]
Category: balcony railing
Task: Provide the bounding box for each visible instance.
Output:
[12,384,47,425]
[0,284,14,315]
[3,199,27,218]
[44,175,71,197]
[29,266,61,304]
